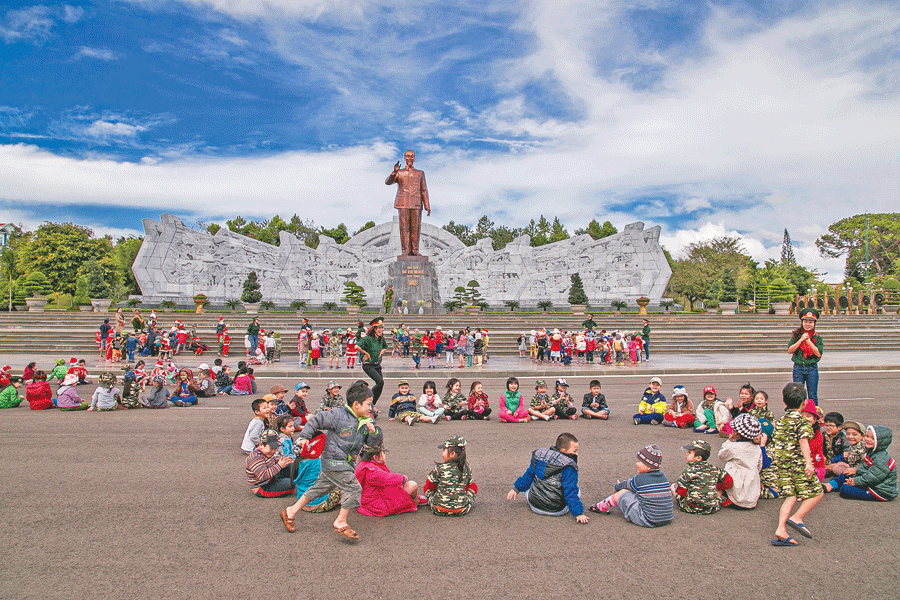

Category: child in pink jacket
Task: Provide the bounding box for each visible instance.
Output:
[355,444,420,517]
[500,377,529,423]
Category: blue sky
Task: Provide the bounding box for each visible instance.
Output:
[2,0,900,281]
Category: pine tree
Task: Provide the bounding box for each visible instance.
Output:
[781,229,796,265]
[241,271,262,303]
[568,273,589,304]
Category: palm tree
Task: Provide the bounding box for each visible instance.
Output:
[0,248,16,312]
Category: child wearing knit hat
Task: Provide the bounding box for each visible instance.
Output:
[588,444,674,527]
[718,413,763,508]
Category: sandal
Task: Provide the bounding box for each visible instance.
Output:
[280,509,295,533]
[333,525,359,540]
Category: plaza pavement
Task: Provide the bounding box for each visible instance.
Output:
[1,351,898,600]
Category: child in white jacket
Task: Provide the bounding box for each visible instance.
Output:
[718,413,763,509]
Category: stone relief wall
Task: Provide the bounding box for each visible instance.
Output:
[133,214,671,305]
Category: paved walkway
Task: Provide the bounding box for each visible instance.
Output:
[9,350,897,380]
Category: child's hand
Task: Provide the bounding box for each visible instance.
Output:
[575,514,589,524]
[844,467,856,476]
[506,489,517,500]
[846,477,855,486]
[388,417,395,421]
[366,423,376,433]
[804,461,815,477]
[278,456,294,468]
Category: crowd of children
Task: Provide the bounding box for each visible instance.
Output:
[522,319,651,367]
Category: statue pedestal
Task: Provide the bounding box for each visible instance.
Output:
[388,256,440,314]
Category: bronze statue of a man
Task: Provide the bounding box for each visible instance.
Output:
[385,150,430,256]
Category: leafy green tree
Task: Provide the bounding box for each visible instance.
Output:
[816,213,900,279]
[578,219,617,240]
[22,271,52,298]
[491,225,521,250]
[342,281,367,307]
[111,236,143,295]
[549,217,570,243]
[568,273,589,304]
[226,214,319,248]
[354,221,376,235]
[206,223,221,235]
[80,259,114,298]
[443,221,475,246]
[319,223,350,244]
[17,222,111,295]
[72,275,90,306]
[241,271,262,303]
[524,216,552,246]
[769,278,796,302]
[719,269,738,302]
[0,247,18,311]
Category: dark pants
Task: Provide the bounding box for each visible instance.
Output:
[644,340,649,360]
[467,408,492,420]
[792,364,819,404]
[363,363,384,406]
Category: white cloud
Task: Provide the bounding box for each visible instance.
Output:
[1,6,56,43]
[62,5,84,24]
[84,120,148,138]
[72,47,121,61]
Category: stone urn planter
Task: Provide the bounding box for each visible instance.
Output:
[242,302,260,314]
[720,301,739,314]
[25,297,48,312]
[636,297,650,315]
[91,299,112,313]
[78,305,94,312]
[193,295,208,314]
[345,305,361,315]
[466,305,481,315]
[881,305,899,315]
[570,304,587,315]
[771,301,792,315]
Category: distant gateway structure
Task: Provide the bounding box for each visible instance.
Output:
[132,214,671,306]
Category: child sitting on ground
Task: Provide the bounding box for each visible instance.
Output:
[274,414,295,459]
[692,386,718,433]
[673,440,733,514]
[466,381,492,420]
[246,429,295,498]
[417,380,445,423]
[215,365,233,395]
[0,375,24,409]
[388,379,421,425]
[718,413,763,509]
[499,376,529,423]
[550,378,578,420]
[120,369,142,409]
[823,412,849,470]
[142,375,170,409]
[443,378,468,420]
[713,392,733,438]
[89,373,122,411]
[241,398,271,454]
[25,371,54,410]
[55,374,88,411]
[663,385,695,428]
[529,379,555,421]
[824,420,867,489]
[801,401,827,481]
[771,383,824,547]
[581,380,609,420]
[831,425,897,502]
[355,443,420,517]
[506,432,589,523]
[633,376,666,425]
[319,381,344,412]
[589,444,674,528]
[287,382,311,427]
[424,435,477,516]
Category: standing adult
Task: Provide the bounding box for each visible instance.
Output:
[358,317,389,416]
[299,318,312,336]
[99,318,111,356]
[114,308,125,334]
[383,285,394,314]
[131,310,144,332]
[641,319,651,362]
[246,317,260,358]
[581,313,597,331]
[788,308,823,405]
[385,150,431,256]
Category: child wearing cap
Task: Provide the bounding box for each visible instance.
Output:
[280,380,382,540]
[142,375,170,409]
[770,382,824,546]
[719,413,763,508]
[319,381,344,412]
[589,445,674,528]
[672,440,733,514]
[241,398,272,454]
[692,386,718,433]
[388,380,421,425]
[287,382,311,427]
[788,307,824,405]
[49,359,68,383]
[506,432,589,523]
[528,379,555,421]
[246,429,295,498]
[550,379,578,420]
[355,443,420,517]
[663,386,695,428]
[824,420,866,487]
[632,377,666,425]
[424,435,477,516]
[581,380,609,420]
[831,425,897,502]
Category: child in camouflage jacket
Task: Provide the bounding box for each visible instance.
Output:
[673,440,733,514]
[424,435,477,516]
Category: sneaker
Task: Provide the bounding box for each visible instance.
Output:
[650,418,663,425]
[662,420,675,427]
[444,415,451,421]
[431,415,439,424]
[531,415,539,421]
[704,428,718,435]
[633,417,641,425]
[173,400,184,407]
[406,416,415,426]
[460,415,467,421]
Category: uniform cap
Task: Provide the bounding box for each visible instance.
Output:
[438,435,467,450]
[681,440,711,455]
[258,429,281,448]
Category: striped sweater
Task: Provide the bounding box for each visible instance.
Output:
[615,470,674,526]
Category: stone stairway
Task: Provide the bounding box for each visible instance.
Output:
[1,311,897,356]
